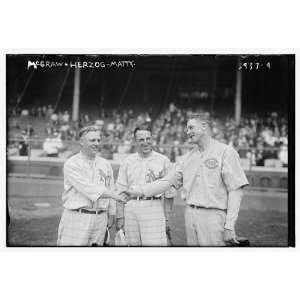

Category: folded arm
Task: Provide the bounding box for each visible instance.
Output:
[65,162,123,204]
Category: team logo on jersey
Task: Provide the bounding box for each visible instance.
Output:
[204,158,219,169]
[145,169,164,183]
[98,169,111,187]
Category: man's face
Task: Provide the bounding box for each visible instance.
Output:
[135,130,152,155]
[81,130,101,157]
[186,118,206,144]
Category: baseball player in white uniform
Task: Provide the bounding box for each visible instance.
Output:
[125,114,249,246]
[116,125,175,246]
[57,125,126,246]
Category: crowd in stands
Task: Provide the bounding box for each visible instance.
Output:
[7,102,288,167]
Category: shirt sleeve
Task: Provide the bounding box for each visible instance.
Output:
[224,188,243,230]
[142,163,183,197]
[116,161,128,192]
[116,161,128,218]
[57,140,63,149]
[221,147,249,192]
[64,161,108,204]
[107,163,116,215]
[163,158,177,198]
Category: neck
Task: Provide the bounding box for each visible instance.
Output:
[81,150,96,160]
[138,151,152,159]
[197,135,212,152]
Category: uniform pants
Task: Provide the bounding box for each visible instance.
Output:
[57,209,108,246]
[185,206,226,246]
[124,200,167,246]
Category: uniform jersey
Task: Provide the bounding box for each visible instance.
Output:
[116,150,175,246]
[177,140,249,209]
[62,152,116,215]
[140,140,249,230]
[116,150,175,198]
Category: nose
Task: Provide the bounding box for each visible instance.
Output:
[94,139,100,146]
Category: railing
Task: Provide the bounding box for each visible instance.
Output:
[7,138,288,190]
[7,137,288,168]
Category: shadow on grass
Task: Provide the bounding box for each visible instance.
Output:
[7,208,288,247]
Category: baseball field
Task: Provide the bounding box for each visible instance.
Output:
[7,176,288,247]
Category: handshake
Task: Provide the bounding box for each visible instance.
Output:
[113,189,144,204]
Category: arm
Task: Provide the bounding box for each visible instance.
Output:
[162,158,176,220]
[221,147,249,244]
[64,162,122,205]
[163,159,177,199]
[223,188,244,245]
[224,187,244,231]
[115,162,128,228]
[129,166,182,197]
[107,164,116,216]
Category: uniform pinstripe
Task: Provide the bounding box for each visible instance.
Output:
[117,151,175,246]
[140,140,249,246]
[57,152,115,246]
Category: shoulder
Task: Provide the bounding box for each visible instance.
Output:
[96,155,112,167]
[180,149,196,161]
[64,152,81,168]
[223,144,239,157]
[120,153,138,165]
[211,140,237,157]
[215,142,240,162]
[152,151,170,162]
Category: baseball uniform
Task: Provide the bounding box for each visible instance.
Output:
[57,152,116,246]
[116,151,176,246]
[138,140,249,246]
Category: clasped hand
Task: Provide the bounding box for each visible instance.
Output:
[116,189,144,203]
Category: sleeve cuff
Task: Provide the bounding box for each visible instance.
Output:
[224,221,235,230]
[227,182,249,193]
[92,187,108,203]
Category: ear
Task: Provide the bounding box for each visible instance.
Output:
[79,137,84,146]
[201,122,207,129]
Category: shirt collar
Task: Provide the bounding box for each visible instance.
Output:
[80,151,97,162]
[191,139,216,156]
[136,151,154,161]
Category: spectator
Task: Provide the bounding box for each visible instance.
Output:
[51,112,58,126]
[278,144,288,167]
[37,106,43,118]
[45,123,54,136]
[62,110,70,123]
[18,130,29,156]
[42,106,47,117]
[46,105,54,118]
[8,103,288,166]
[21,109,29,117]
[26,123,35,137]
[59,123,71,140]
[43,132,64,157]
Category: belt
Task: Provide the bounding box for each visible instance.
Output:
[188,204,225,211]
[131,197,162,201]
[188,204,206,210]
[73,208,106,215]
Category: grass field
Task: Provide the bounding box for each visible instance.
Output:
[7,177,288,247]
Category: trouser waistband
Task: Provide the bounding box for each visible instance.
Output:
[72,208,106,215]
